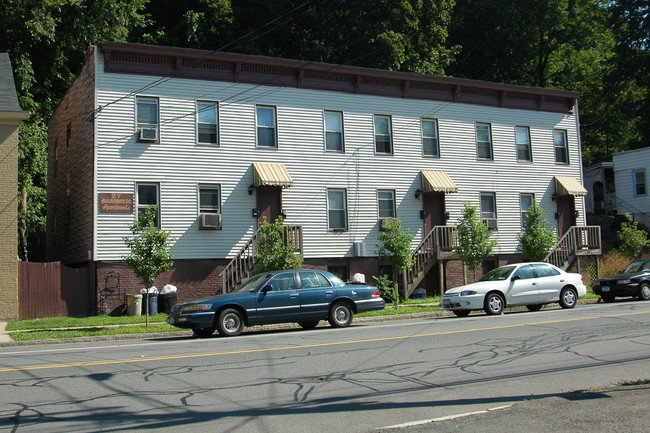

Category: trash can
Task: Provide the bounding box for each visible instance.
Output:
[411,288,426,300]
[160,293,178,314]
[126,294,143,316]
[148,293,158,316]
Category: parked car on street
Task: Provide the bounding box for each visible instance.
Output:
[441,262,587,317]
[593,259,650,303]
[168,270,385,336]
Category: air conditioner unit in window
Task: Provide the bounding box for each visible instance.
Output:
[137,127,158,142]
[483,219,498,230]
[200,213,222,229]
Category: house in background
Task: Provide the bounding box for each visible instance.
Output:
[0,53,30,321]
[583,161,616,216]
[47,42,599,315]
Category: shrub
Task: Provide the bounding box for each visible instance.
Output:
[373,274,398,307]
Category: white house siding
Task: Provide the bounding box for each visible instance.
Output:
[613,147,650,226]
[93,49,584,261]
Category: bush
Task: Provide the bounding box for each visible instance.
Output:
[373,274,398,306]
[599,249,650,277]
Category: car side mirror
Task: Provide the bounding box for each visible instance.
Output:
[261,285,273,293]
[511,275,520,281]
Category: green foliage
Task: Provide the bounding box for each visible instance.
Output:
[255,216,302,273]
[518,201,557,261]
[454,202,497,273]
[122,207,174,289]
[617,214,650,261]
[375,217,415,288]
[372,274,398,307]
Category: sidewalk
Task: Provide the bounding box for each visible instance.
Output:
[0,322,10,343]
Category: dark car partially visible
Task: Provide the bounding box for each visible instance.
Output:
[593,259,650,302]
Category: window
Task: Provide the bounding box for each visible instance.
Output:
[197,101,218,145]
[422,118,439,157]
[516,126,532,161]
[554,129,569,164]
[136,97,159,142]
[513,265,535,280]
[520,193,534,227]
[327,189,347,231]
[324,111,344,152]
[267,273,296,291]
[476,123,493,160]
[532,263,560,278]
[256,105,277,147]
[136,183,160,228]
[199,185,221,214]
[378,190,396,218]
[374,115,392,154]
[480,192,497,229]
[299,271,332,289]
[633,169,647,196]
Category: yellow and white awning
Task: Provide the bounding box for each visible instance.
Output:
[420,170,458,193]
[555,175,587,197]
[253,162,294,188]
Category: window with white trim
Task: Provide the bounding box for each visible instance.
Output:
[520,193,534,227]
[633,169,647,196]
[136,183,160,228]
[374,115,393,154]
[480,192,497,229]
[516,126,532,161]
[327,189,347,231]
[256,105,277,148]
[378,190,396,218]
[554,129,569,164]
[136,96,159,142]
[324,110,344,152]
[476,123,493,160]
[422,118,439,157]
[199,185,221,214]
[197,101,218,145]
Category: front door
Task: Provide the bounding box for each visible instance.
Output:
[556,196,576,237]
[257,186,282,227]
[422,191,446,235]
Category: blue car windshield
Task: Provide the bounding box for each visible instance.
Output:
[232,273,274,293]
[479,266,516,281]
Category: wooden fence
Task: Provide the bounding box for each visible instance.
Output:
[18,261,95,319]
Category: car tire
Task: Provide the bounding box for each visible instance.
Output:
[216,308,244,337]
[526,304,543,312]
[483,293,505,315]
[452,310,471,317]
[192,328,215,337]
[559,287,578,309]
[328,302,354,328]
[601,294,615,303]
[638,283,650,301]
[298,321,320,329]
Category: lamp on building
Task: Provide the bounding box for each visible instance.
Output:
[248,185,255,195]
[252,208,259,217]
[415,189,422,199]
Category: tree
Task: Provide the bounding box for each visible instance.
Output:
[122,207,174,321]
[375,217,414,301]
[255,216,302,273]
[617,213,650,261]
[518,202,557,261]
[454,202,497,283]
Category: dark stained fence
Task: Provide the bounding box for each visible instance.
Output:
[18,262,94,319]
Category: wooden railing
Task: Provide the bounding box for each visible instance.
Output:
[544,225,601,270]
[219,225,303,293]
[403,226,457,297]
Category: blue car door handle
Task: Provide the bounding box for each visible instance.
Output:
[326,291,333,295]
[290,294,298,298]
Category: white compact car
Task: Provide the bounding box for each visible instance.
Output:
[442,262,587,317]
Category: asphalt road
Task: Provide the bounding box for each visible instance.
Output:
[1,301,649,432]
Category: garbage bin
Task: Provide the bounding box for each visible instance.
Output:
[148,293,158,316]
[159,293,178,314]
[126,294,143,316]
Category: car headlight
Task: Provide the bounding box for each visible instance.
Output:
[617,279,632,284]
[182,304,213,313]
[460,290,478,296]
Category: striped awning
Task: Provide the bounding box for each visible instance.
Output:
[420,170,458,193]
[555,175,587,197]
[253,162,294,188]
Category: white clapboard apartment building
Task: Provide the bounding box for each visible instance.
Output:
[47,42,599,313]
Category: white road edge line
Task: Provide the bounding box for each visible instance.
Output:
[377,405,511,430]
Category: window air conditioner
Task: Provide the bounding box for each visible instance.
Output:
[200,213,222,229]
[483,219,498,230]
[138,127,158,142]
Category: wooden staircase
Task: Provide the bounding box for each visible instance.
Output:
[219,225,303,293]
[544,225,601,270]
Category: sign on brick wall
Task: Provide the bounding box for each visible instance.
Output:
[99,193,134,213]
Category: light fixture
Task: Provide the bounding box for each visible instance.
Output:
[444,211,450,221]
[248,185,256,195]
[252,208,259,217]
[415,189,422,199]
[551,193,558,201]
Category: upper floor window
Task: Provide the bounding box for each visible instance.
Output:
[554,129,569,164]
[476,123,493,160]
[516,126,532,162]
[136,96,159,142]
[633,169,647,196]
[480,192,497,230]
[324,111,344,152]
[327,188,347,231]
[374,115,393,154]
[256,105,277,148]
[422,118,439,157]
[520,193,534,227]
[136,183,160,228]
[377,190,396,218]
[197,101,218,145]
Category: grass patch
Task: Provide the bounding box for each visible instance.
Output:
[619,378,650,386]
[9,322,181,342]
[6,314,168,331]
[358,304,442,317]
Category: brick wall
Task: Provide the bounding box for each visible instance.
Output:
[0,124,19,321]
[46,46,96,265]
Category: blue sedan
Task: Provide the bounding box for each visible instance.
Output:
[167,270,386,337]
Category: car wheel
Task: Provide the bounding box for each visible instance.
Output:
[298,321,320,329]
[601,294,615,303]
[328,302,353,328]
[638,283,650,301]
[483,293,505,315]
[216,308,244,336]
[452,310,471,317]
[526,304,543,312]
[559,287,578,309]
[192,328,215,337]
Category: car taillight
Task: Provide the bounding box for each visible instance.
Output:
[372,289,381,297]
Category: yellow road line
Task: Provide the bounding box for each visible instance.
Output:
[1,310,647,373]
